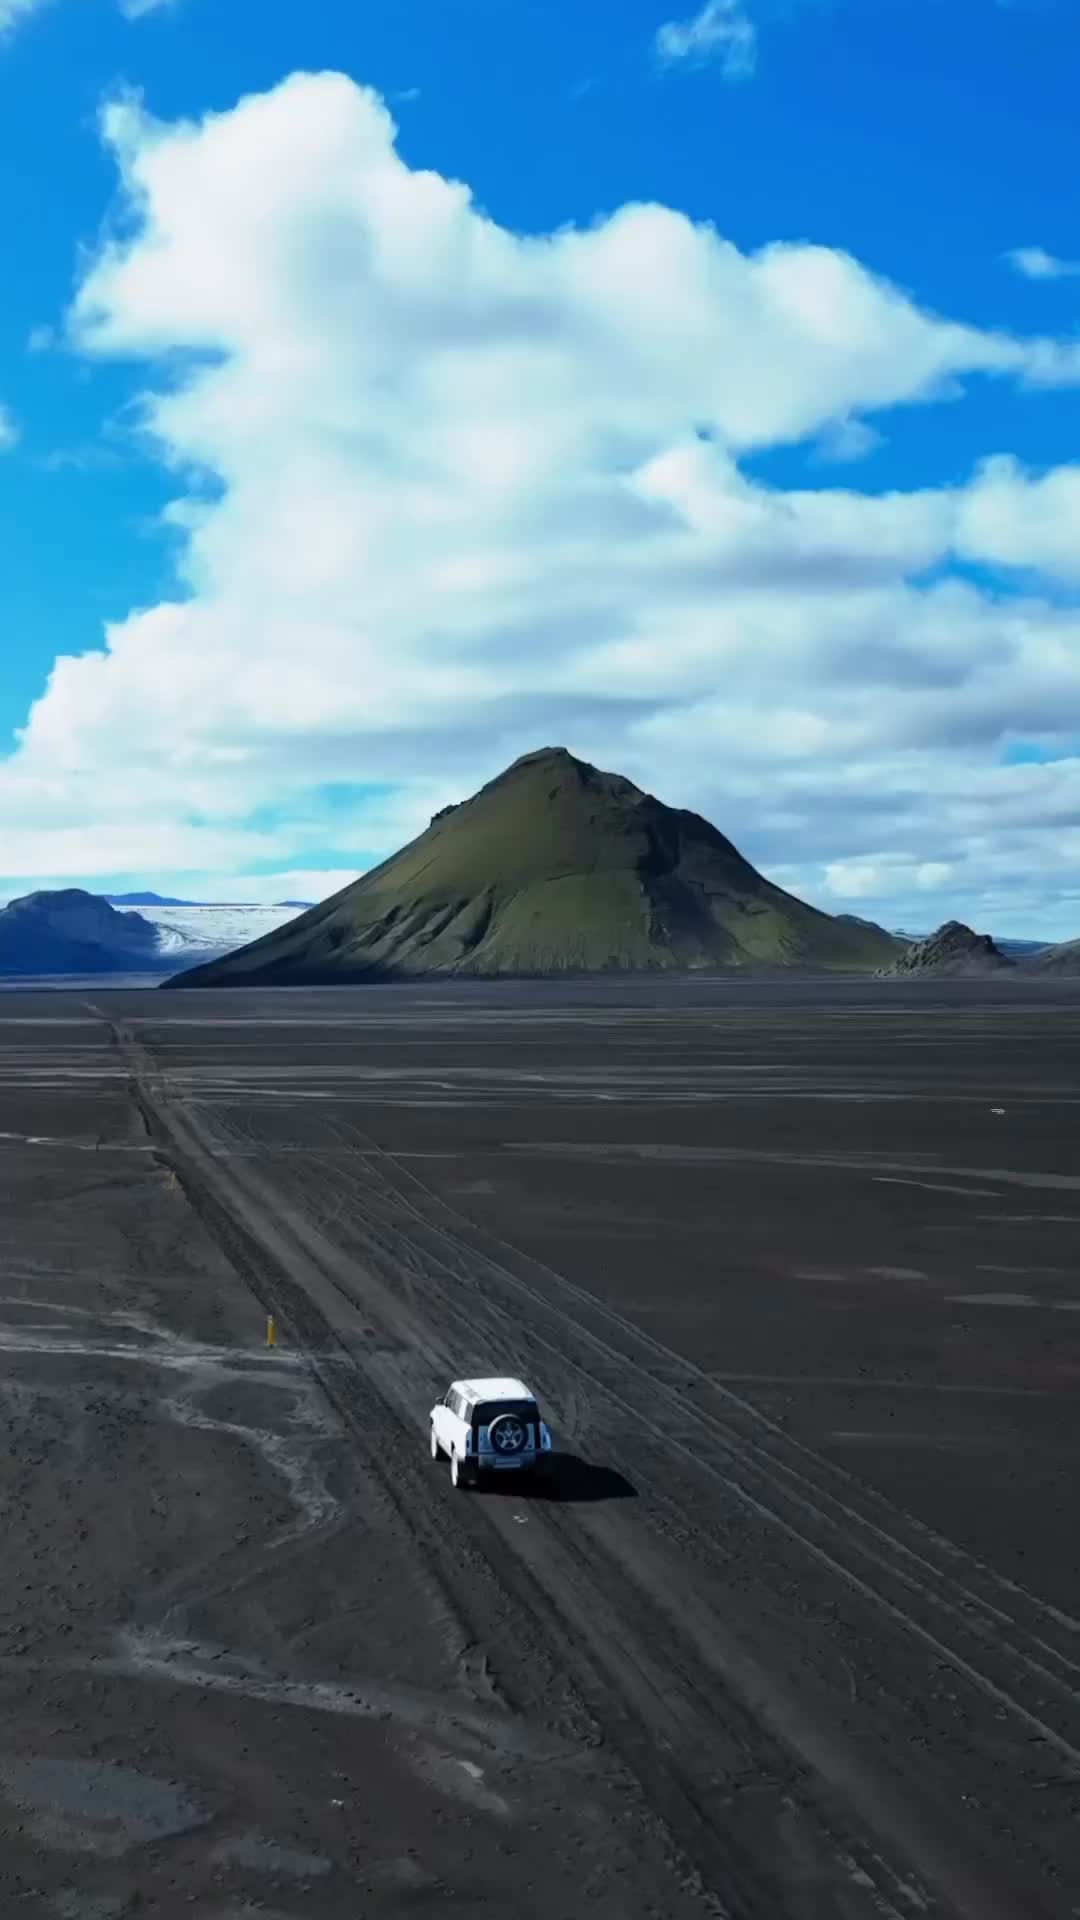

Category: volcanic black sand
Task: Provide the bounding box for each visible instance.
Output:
[1,977,1079,1918]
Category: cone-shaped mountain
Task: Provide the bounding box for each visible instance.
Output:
[172,748,901,986]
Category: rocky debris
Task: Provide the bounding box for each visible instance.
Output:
[879,920,1014,977]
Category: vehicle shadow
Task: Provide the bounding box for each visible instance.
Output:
[479,1453,637,1504]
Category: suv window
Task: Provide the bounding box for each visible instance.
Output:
[474,1400,536,1427]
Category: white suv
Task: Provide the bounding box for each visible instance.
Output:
[430,1376,553,1489]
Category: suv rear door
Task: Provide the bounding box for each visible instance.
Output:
[473,1398,538,1459]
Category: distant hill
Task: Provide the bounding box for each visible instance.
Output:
[172,747,903,988]
[106,891,195,907]
[0,889,164,975]
[1026,935,1080,974]
[107,893,294,909]
[838,913,912,944]
[880,921,1015,977]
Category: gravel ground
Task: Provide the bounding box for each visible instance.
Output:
[0,975,1078,1918]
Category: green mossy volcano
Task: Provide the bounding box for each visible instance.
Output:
[172,748,901,986]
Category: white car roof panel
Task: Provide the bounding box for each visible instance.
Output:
[454,1376,535,1402]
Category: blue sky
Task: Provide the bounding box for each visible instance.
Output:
[1,0,1080,933]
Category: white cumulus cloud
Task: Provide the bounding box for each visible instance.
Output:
[1005,246,1080,282]
[956,457,1080,585]
[655,0,757,76]
[0,0,49,33]
[4,71,1080,937]
[0,0,173,35]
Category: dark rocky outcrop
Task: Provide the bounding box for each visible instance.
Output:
[879,920,1014,977]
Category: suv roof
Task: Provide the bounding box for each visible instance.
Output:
[454,1376,534,1402]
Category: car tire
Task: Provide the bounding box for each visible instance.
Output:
[430,1424,441,1461]
[487,1412,527,1457]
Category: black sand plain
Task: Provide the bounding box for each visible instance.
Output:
[0,975,1079,1918]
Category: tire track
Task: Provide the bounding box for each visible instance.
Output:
[92,1008,942,1920]
[329,1126,1080,1689]
[197,1102,1080,1913]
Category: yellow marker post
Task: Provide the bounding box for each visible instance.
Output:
[266,1314,277,1349]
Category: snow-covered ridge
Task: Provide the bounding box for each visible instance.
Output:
[134,903,307,961]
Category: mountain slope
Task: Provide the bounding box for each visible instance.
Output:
[838,913,913,945]
[173,748,901,987]
[880,921,1015,977]
[1026,935,1080,974]
[0,890,162,975]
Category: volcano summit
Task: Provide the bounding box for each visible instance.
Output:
[173,748,901,986]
